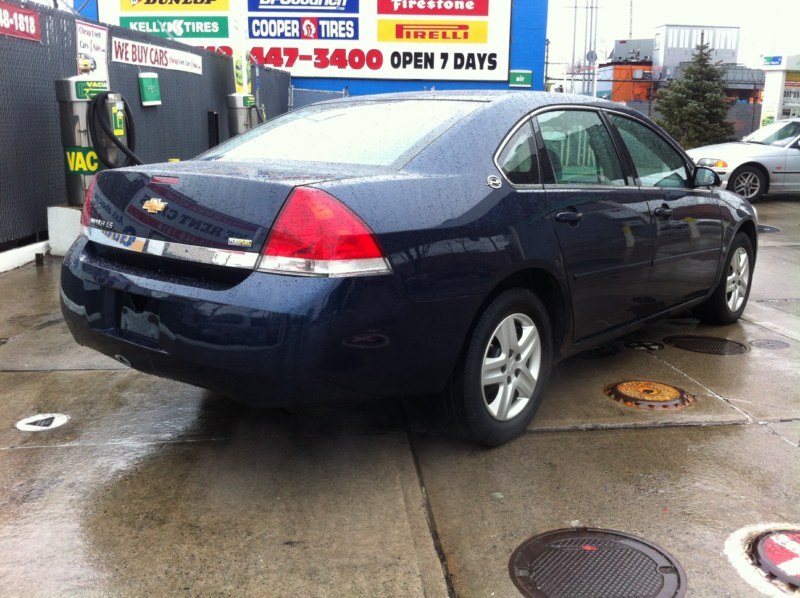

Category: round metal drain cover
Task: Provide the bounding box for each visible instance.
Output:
[751,530,800,587]
[751,339,791,350]
[757,224,781,234]
[663,335,748,355]
[605,381,694,409]
[509,528,686,597]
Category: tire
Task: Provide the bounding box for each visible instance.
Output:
[694,232,754,325]
[445,289,553,446]
[728,165,766,202]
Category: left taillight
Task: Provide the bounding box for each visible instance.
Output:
[80,174,98,236]
[257,186,391,278]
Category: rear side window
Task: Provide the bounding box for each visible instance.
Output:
[497,121,540,185]
[608,114,690,188]
[535,110,626,186]
[201,100,481,167]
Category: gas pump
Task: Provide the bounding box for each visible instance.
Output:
[226,93,264,136]
[55,76,142,206]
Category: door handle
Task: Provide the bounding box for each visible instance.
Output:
[554,211,584,224]
[654,206,673,218]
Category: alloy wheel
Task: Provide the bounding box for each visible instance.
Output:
[726,247,750,312]
[733,172,761,199]
[481,313,541,421]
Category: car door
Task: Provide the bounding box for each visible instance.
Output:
[606,113,723,310]
[533,108,653,341]
[784,132,800,192]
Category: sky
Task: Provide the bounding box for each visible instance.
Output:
[545,0,800,75]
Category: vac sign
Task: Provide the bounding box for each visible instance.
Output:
[65,147,101,175]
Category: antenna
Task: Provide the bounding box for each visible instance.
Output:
[629,0,633,39]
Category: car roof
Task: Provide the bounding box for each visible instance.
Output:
[314,89,645,126]
[323,89,615,108]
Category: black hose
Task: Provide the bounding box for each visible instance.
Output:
[87,92,143,168]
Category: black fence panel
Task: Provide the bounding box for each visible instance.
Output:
[0,4,77,248]
[0,0,291,250]
[290,87,347,111]
[257,66,291,121]
[105,31,234,165]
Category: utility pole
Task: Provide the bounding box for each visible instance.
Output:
[629,0,633,39]
[570,1,578,92]
[545,39,551,90]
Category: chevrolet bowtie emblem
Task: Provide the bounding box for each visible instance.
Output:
[142,198,168,214]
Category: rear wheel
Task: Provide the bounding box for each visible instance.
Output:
[694,232,754,325]
[445,289,553,446]
[729,165,766,202]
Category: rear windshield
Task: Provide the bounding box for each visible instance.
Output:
[200,99,481,167]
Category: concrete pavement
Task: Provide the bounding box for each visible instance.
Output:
[0,197,798,597]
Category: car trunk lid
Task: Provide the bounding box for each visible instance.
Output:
[86,161,329,256]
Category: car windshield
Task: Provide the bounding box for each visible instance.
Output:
[200,99,482,167]
[743,120,800,147]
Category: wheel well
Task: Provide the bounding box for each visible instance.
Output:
[474,269,568,354]
[735,219,758,257]
[730,162,770,194]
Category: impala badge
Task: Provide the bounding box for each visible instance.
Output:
[142,198,168,214]
[228,237,253,248]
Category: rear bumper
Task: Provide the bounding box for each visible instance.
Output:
[60,236,476,406]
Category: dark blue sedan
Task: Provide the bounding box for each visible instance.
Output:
[61,91,757,445]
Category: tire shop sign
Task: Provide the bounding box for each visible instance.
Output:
[99,0,512,81]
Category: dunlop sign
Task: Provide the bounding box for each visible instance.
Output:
[65,147,102,175]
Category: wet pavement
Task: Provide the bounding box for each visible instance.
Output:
[1,197,798,597]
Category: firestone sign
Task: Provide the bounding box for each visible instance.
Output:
[100,0,511,81]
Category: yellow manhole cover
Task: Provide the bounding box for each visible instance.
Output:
[605,381,694,410]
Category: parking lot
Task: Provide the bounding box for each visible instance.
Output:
[0,196,798,597]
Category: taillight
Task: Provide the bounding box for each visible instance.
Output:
[80,174,98,236]
[258,187,391,277]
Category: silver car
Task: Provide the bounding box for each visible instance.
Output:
[687,118,800,201]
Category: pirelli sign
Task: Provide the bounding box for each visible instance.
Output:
[378,21,489,43]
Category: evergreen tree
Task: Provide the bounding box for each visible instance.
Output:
[654,40,735,149]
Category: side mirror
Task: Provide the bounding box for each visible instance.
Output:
[693,166,721,188]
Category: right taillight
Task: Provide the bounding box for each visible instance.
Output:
[80,174,98,236]
[258,187,391,278]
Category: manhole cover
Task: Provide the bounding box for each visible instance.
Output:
[750,339,791,350]
[509,528,687,597]
[751,530,800,588]
[663,335,748,355]
[605,381,694,409]
[626,341,664,351]
[757,224,782,234]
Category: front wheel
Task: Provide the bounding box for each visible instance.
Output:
[694,232,754,325]
[729,166,766,202]
[445,289,553,446]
